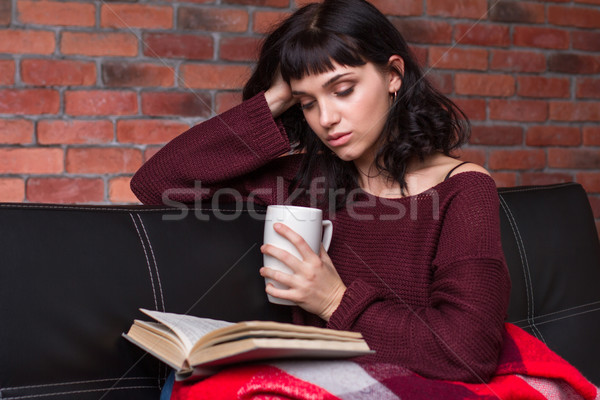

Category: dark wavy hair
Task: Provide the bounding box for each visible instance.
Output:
[243,0,470,199]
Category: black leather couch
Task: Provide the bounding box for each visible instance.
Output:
[1,182,599,399]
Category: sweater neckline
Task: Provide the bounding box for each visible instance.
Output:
[356,171,491,202]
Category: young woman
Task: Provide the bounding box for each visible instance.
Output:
[131,0,510,383]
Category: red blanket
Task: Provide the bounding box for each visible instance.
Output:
[171,324,599,400]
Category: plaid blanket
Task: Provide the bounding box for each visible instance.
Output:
[170,324,599,400]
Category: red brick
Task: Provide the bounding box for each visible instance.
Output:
[368,0,423,16]
[0,119,34,144]
[514,27,569,49]
[0,89,59,114]
[548,53,600,74]
[577,172,600,193]
[65,90,138,116]
[583,126,600,145]
[489,149,546,170]
[576,0,600,4]
[109,177,139,203]
[220,37,261,62]
[0,30,55,54]
[490,50,546,73]
[548,148,600,169]
[0,0,11,26]
[521,173,573,186]
[144,146,162,162]
[576,78,600,99]
[451,98,486,121]
[526,126,581,146]
[178,7,248,32]
[141,91,212,117]
[454,24,510,47]
[490,100,548,122]
[101,4,172,29]
[0,148,63,173]
[455,73,514,97]
[117,120,188,144]
[223,0,288,6]
[393,19,452,44]
[517,77,570,99]
[38,120,113,144]
[180,64,251,90]
[489,1,545,23]
[426,71,453,94]
[253,11,291,34]
[18,0,94,27]
[27,178,104,204]
[215,91,242,114]
[469,125,523,146]
[21,59,96,86]
[61,32,138,57]
[429,47,487,70]
[451,147,486,166]
[572,31,600,52]
[294,0,319,6]
[491,172,517,187]
[102,62,174,87]
[0,59,15,84]
[0,178,25,202]
[588,196,600,219]
[550,102,600,122]
[143,33,213,60]
[66,147,142,173]
[426,0,487,19]
[409,45,428,67]
[548,5,600,29]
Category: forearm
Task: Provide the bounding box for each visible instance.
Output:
[327,259,509,382]
[131,92,291,205]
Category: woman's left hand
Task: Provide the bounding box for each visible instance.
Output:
[260,223,346,322]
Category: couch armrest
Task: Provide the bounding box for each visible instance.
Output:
[499,183,600,385]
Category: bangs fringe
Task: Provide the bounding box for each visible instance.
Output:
[279,31,366,81]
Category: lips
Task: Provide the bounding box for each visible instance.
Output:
[327,132,352,147]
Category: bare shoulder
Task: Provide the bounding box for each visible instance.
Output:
[450,161,490,178]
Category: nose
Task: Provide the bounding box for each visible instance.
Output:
[319,101,340,128]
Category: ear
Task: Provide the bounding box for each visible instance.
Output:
[387,55,404,94]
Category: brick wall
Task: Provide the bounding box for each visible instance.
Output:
[0,0,598,229]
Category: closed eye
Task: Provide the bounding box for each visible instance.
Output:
[335,87,354,97]
[299,101,315,111]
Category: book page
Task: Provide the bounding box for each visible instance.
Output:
[141,309,233,351]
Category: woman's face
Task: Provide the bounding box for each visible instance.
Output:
[290,59,401,170]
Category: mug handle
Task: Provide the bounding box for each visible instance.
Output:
[321,220,333,251]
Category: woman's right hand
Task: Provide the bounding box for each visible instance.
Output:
[264,70,297,118]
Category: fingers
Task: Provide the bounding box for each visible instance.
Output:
[272,223,319,261]
[261,243,302,273]
[260,266,295,287]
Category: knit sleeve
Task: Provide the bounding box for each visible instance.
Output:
[327,174,510,383]
[130,92,292,205]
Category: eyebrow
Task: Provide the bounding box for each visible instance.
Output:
[291,73,353,96]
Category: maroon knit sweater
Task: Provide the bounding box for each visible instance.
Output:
[131,93,511,383]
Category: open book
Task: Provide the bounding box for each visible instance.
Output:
[123,309,373,374]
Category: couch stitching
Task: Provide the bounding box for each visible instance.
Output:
[129,213,159,311]
[136,214,165,312]
[497,183,575,195]
[1,386,158,399]
[0,204,268,214]
[499,195,546,343]
[0,377,153,391]
[498,195,532,329]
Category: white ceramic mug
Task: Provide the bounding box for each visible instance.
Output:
[263,205,333,305]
